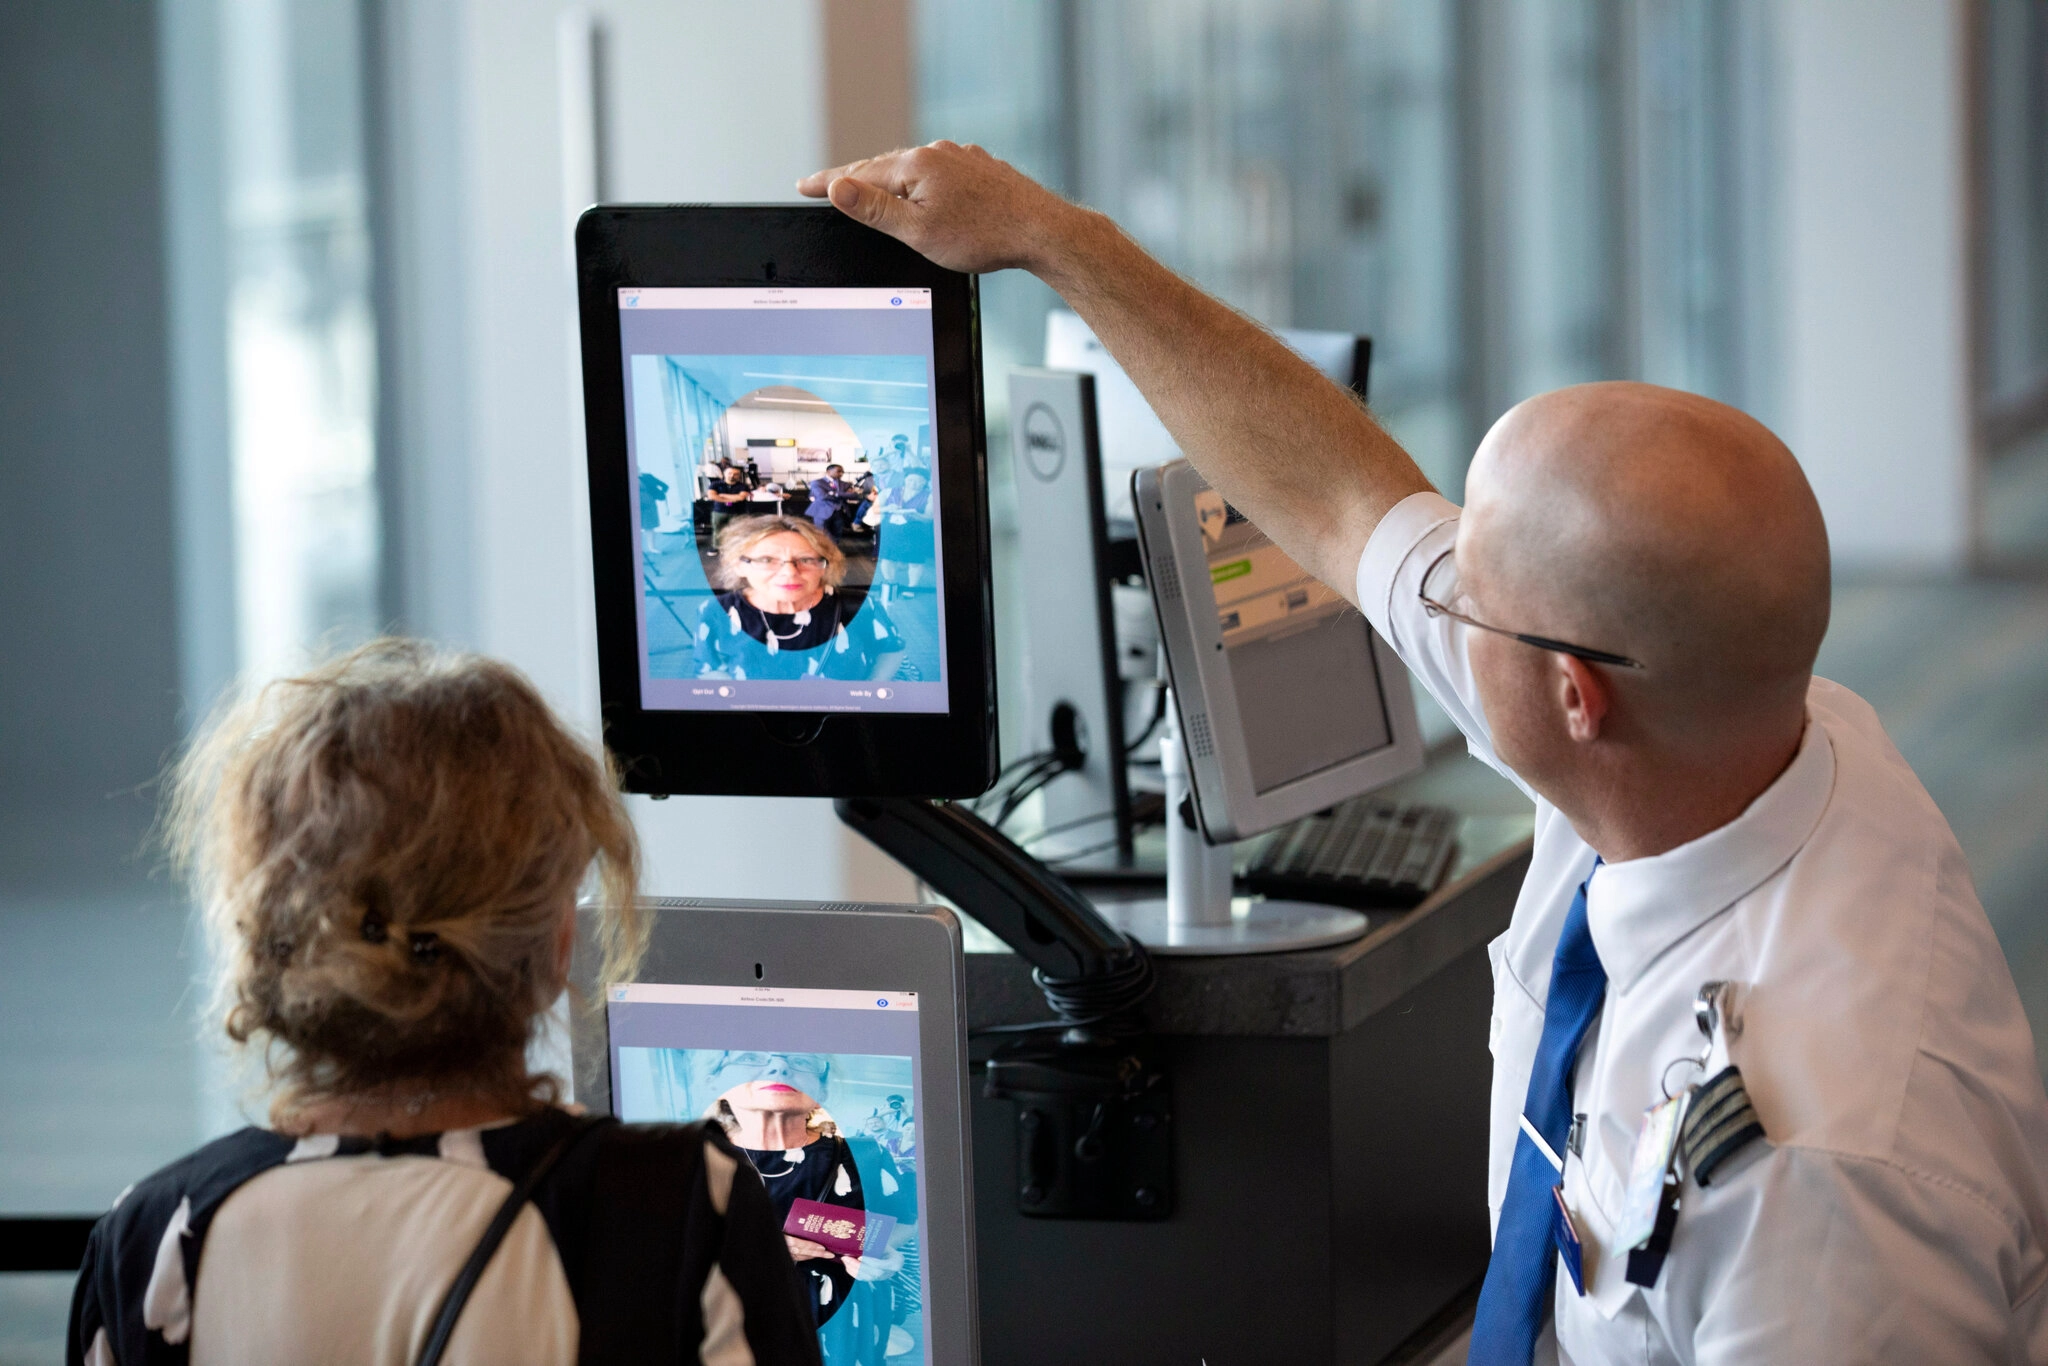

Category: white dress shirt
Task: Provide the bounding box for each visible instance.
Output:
[1358,491,2048,1364]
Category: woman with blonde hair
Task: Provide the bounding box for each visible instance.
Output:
[68,639,818,1366]
[693,515,905,682]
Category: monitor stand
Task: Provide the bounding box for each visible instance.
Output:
[1092,704,1372,956]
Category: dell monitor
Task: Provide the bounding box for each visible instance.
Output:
[1043,309,1371,524]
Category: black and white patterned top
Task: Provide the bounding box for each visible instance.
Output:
[67,1108,820,1366]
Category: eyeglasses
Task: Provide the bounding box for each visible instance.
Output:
[1418,547,1646,671]
[713,1051,829,1077]
[738,554,828,571]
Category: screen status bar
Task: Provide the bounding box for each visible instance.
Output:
[618,287,931,311]
[610,983,919,1011]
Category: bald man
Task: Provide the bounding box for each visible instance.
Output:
[801,144,2048,1364]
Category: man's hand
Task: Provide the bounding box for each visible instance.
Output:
[796,143,1088,278]
[801,141,1434,603]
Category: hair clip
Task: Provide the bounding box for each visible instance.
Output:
[408,930,442,964]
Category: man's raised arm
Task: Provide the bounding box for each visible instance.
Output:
[797,142,1434,604]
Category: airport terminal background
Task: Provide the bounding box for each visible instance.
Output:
[5,1,2048,1361]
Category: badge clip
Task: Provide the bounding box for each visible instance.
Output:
[1552,1184,1587,1295]
[1626,980,1769,1288]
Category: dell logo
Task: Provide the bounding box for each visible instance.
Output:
[1020,402,1066,483]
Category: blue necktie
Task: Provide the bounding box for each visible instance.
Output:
[1469,859,1607,1365]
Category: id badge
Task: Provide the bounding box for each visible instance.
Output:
[1551,1184,1586,1295]
[1617,1090,1688,1250]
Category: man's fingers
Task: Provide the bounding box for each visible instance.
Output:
[800,138,1044,273]
[797,148,920,199]
[795,163,851,198]
[826,176,865,212]
[826,175,918,242]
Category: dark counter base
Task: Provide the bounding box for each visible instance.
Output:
[969,942,1497,1364]
[962,841,1529,1364]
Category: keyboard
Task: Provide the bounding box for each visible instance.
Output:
[1240,798,1458,909]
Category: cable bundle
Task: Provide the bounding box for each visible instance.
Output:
[1029,937,1156,1037]
[971,749,1062,830]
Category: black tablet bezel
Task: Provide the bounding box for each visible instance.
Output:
[577,205,997,797]
[570,899,980,1365]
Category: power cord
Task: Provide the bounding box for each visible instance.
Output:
[973,937,1157,1041]
[976,702,1090,832]
[987,756,1067,828]
[1123,683,1170,757]
[1035,941,1155,1033]
[972,748,1057,818]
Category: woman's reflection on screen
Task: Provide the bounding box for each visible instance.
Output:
[708,1052,865,1328]
[692,517,905,682]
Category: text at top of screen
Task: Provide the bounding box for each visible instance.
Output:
[621,287,933,310]
[611,983,920,1011]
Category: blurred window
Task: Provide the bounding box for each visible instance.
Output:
[0,0,383,1305]
[917,0,1072,442]
[916,0,1770,498]
[1980,0,2048,439]
[1630,0,1775,413]
[222,0,383,681]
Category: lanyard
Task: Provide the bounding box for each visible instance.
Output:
[1623,981,1761,1288]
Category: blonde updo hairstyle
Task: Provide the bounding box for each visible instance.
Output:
[168,638,646,1123]
[710,514,848,592]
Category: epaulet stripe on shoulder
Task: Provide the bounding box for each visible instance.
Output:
[1683,1065,1767,1187]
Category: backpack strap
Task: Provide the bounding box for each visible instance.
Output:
[414,1115,606,1366]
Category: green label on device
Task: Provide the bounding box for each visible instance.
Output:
[1210,558,1252,584]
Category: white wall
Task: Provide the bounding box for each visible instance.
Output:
[390,0,918,903]
[1779,0,1972,568]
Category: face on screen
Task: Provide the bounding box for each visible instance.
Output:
[619,287,947,715]
[609,987,926,1364]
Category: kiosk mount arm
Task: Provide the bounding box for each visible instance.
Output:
[834,796,1174,1219]
[834,797,1130,983]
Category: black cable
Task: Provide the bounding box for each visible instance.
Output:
[971,749,1057,819]
[982,698,1101,831]
[984,748,1056,792]
[1036,942,1155,1028]
[1016,808,1117,848]
[991,758,1067,829]
[972,937,1157,1039]
[1010,754,1066,793]
[1020,787,1171,852]
[1122,684,1170,757]
[982,758,1056,816]
[1040,834,1127,866]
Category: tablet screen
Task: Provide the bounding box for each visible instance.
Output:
[618,287,948,715]
[608,984,930,1362]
